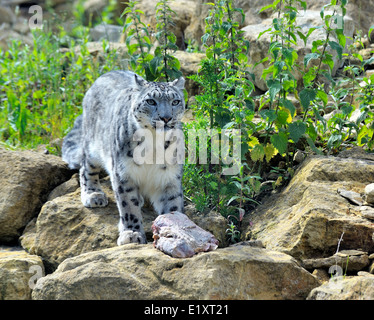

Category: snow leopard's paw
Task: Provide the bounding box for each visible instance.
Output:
[117,230,147,245]
[82,192,108,208]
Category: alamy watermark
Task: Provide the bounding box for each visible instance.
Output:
[28,5,43,30]
[132,125,241,175]
[28,265,44,289]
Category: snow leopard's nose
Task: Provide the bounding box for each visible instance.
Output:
[160,117,172,124]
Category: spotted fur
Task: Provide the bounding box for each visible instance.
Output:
[62,71,185,245]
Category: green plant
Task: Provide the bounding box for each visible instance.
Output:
[0,27,126,151]
[226,221,241,244]
[122,1,154,80]
[152,0,182,81]
[122,0,182,82]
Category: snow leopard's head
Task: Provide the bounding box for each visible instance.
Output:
[132,74,185,130]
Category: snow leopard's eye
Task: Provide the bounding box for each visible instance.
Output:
[146,99,157,106]
[171,100,181,106]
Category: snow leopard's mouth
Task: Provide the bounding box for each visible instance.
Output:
[152,120,175,130]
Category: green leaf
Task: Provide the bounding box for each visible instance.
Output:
[264,143,277,162]
[282,99,296,118]
[328,40,343,60]
[316,89,328,106]
[335,28,346,48]
[304,52,319,67]
[251,144,265,162]
[288,121,306,143]
[267,80,281,102]
[327,133,342,150]
[369,25,374,39]
[306,135,323,155]
[276,109,290,125]
[259,3,275,13]
[149,55,162,76]
[271,132,288,154]
[299,88,316,111]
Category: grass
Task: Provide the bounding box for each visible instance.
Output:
[0,26,127,153]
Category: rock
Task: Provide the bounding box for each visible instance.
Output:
[0,247,44,300]
[312,268,330,283]
[369,261,374,274]
[243,10,355,91]
[360,206,374,221]
[186,0,274,46]
[365,183,374,204]
[302,250,370,272]
[307,275,374,300]
[184,203,228,247]
[133,0,197,50]
[90,23,123,42]
[21,176,227,271]
[0,6,16,24]
[47,173,80,201]
[0,28,33,51]
[20,177,155,271]
[32,244,319,300]
[337,188,364,206]
[152,212,219,258]
[173,50,205,96]
[0,147,72,243]
[244,154,374,260]
[82,0,109,25]
[306,0,374,42]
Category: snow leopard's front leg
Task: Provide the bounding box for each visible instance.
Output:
[153,179,184,215]
[112,172,147,245]
[79,155,108,208]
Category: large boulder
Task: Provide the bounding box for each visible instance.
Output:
[185,0,275,45]
[0,246,44,300]
[133,0,197,50]
[0,148,72,243]
[305,0,374,41]
[244,151,374,261]
[243,10,355,91]
[32,243,319,300]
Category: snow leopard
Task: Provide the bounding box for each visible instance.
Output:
[62,70,185,245]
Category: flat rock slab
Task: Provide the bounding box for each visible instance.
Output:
[32,244,319,300]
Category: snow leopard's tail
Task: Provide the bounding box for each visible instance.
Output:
[62,115,83,170]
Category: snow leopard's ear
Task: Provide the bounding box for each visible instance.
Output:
[170,77,185,90]
[134,73,147,87]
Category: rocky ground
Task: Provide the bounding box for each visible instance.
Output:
[1,0,374,300]
[0,146,374,300]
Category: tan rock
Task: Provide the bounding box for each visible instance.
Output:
[0,148,72,243]
[302,250,370,272]
[307,275,374,300]
[186,0,274,45]
[21,176,227,270]
[306,0,374,41]
[365,183,374,204]
[134,0,197,49]
[0,6,16,25]
[0,247,44,300]
[20,177,154,271]
[244,154,374,260]
[243,11,355,91]
[32,244,319,300]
